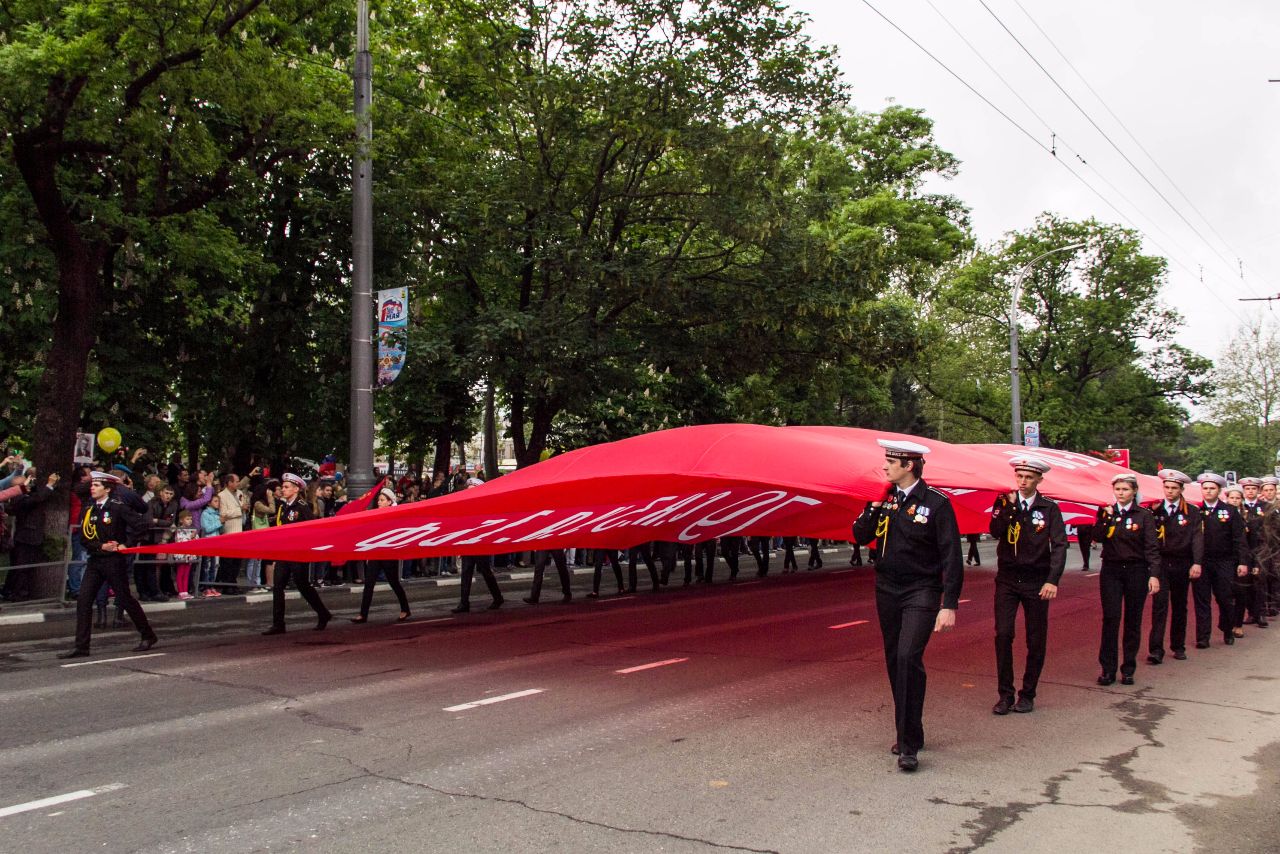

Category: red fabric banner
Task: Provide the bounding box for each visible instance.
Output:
[127,425,1180,562]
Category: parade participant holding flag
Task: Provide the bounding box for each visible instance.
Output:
[58,472,157,659]
[351,487,412,624]
[852,439,963,773]
[987,456,1066,715]
[1094,474,1160,686]
[262,473,331,635]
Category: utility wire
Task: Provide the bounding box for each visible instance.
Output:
[976,0,1269,297]
[856,0,1246,325]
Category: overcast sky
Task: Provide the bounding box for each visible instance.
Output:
[790,0,1280,362]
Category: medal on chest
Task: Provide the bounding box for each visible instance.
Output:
[1218,510,1229,522]
[911,505,930,524]
[1031,509,1045,532]
[101,510,112,526]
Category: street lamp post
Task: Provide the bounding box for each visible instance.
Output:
[348,0,376,496]
[1009,241,1087,444]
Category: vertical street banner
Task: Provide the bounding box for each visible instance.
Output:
[376,287,408,388]
[1022,421,1040,448]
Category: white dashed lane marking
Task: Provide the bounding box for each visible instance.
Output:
[60,653,166,669]
[616,658,689,674]
[443,689,545,712]
[0,784,127,819]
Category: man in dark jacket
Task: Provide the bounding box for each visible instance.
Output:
[852,439,963,773]
[1095,473,1161,685]
[988,456,1067,715]
[1195,472,1248,648]
[2,468,60,601]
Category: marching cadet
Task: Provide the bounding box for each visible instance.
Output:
[58,472,158,659]
[1261,478,1280,619]
[1223,484,1266,635]
[852,440,963,773]
[588,547,625,598]
[988,456,1066,715]
[1194,473,1247,648]
[1094,474,1160,686]
[748,535,772,577]
[1147,470,1203,663]
[1237,477,1269,629]
[524,548,572,604]
[262,473,332,635]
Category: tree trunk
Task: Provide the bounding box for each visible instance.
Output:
[432,427,451,476]
[483,378,499,479]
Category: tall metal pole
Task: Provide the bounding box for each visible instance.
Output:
[1009,241,1087,444]
[348,0,376,495]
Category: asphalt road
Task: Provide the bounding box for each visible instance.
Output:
[1,544,1277,853]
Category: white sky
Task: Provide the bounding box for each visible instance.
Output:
[790,0,1280,363]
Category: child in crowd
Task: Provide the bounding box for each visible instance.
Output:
[173,510,200,600]
[199,494,223,597]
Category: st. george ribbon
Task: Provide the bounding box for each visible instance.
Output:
[127,425,1178,563]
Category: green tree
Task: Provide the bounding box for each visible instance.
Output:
[917,215,1212,467]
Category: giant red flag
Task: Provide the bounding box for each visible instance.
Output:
[128,425,1172,563]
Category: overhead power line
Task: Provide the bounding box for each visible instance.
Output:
[976,0,1269,298]
[855,0,1247,326]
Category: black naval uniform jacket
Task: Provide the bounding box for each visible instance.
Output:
[852,479,964,609]
[81,496,146,561]
[988,492,1068,586]
[1240,501,1268,568]
[275,497,313,527]
[1151,500,1204,564]
[1095,503,1161,577]
[1200,502,1248,566]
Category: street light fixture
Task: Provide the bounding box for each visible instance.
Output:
[1009,241,1088,444]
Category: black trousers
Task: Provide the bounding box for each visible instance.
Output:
[1193,557,1236,643]
[695,541,717,582]
[783,537,798,570]
[749,536,771,576]
[6,541,42,600]
[654,541,677,584]
[808,539,824,569]
[966,536,981,566]
[133,559,161,600]
[627,543,659,592]
[592,549,624,594]
[74,556,155,652]
[1232,570,1263,628]
[1149,556,1192,657]
[359,559,410,617]
[994,575,1050,701]
[1099,560,1149,677]
[530,549,571,601]
[1077,531,1093,570]
[846,541,858,567]
[459,555,502,606]
[720,537,742,579]
[875,579,940,757]
[271,560,330,629]
[678,544,695,584]
[216,555,242,592]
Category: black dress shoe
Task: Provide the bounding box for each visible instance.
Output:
[1196,640,1210,649]
[1173,650,1187,660]
[488,599,503,610]
[897,754,919,772]
[450,604,470,614]
[585,592,599,599]
[992,698,1013,715]
[1224,632,1234,646]
[890,742,899,755]
[1012,697,1034,713]
[1121,675,1135,685]
[522,596,538,605]
[1097,673,1115,686]
[1258,620,1269,628]
[56,649,90,659]
[315,613,331,631]
[559,595,572,603]
[133,637,158,652]
[261,626,286,636]
[349,616,368,623]
[1146,654,1163,665]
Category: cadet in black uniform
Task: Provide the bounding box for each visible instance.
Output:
[719,535,743,581]
[988,456,1067,715]
[695,538,718,583]
[1095,473,1160,685]
[626,541,660,593]
[58,472,157,658]
[1235,477,1269,630]
[1147,470,1203,663]
[851,439,963,773]
[262,473,332,635]
[748,535,771,577]
[588,548,625,597]
[1194,473,1247,648]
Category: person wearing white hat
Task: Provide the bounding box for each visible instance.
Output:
[57,471,157,659]
[262,473,332,635]
[1234,479,1270,631]
[1093,473,1160,686]
[988,457,1067,715]
[1147,470,1203,664]
[852,439,963,773]
[1261,476,1278,505]
[1194,473,1247,649]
